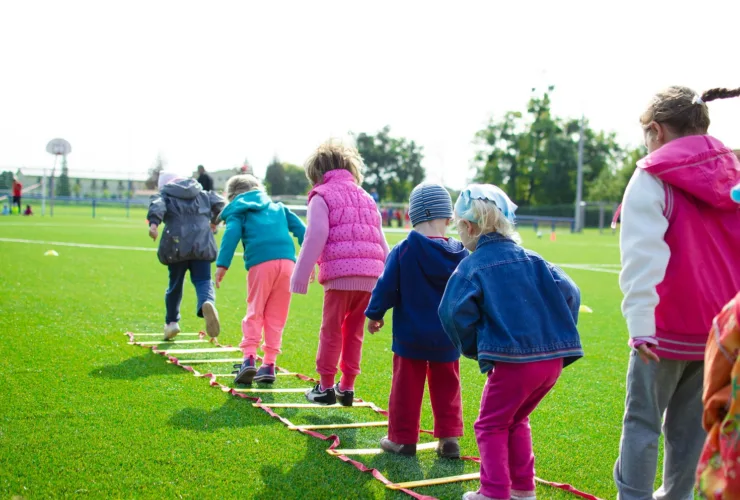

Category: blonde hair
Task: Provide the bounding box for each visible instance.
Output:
[304,139,365,186]
[456,198,521,245]
[225,174,263,201]
[640,86,740,137]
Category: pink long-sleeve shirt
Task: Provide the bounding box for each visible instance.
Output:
[290,196,390,295]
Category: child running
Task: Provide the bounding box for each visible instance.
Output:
[147,171,225,340]
[614,86,740,500]
[365,183,468,458]
[439,184,582,500]
[291,140,389,406]
[215,174,306,384]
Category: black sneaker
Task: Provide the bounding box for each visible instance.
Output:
[334,383,354,407]
[305,384,336,405]
[254,364,276,383]
[234,356,257,385]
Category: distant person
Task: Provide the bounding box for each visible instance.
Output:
[366,183,468,459]
[12,176,22,214]
[439,184,582,500]
[370,188,379,204]
[614,86,740,500]
[196,165,214,192]
[2,205,9,216]
[291,140,389,406]
[147,171,225,341]
[215,174,306,385]
[23,205,32,216]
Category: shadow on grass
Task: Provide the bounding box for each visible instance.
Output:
[167,396,283,432]
[253,436,378,499]
[89,352,179,380]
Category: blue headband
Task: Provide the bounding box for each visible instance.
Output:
[455,184,518,224]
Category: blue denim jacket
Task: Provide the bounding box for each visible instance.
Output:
[438,233,583,373]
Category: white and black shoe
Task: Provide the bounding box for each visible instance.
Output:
[305,384,336,405]
[334,384,354,407]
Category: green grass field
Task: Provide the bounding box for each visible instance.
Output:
[0,210,633,500]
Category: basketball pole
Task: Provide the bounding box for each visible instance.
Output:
[49,154,58,217]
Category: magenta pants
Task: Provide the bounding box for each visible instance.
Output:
[475,359,563,499]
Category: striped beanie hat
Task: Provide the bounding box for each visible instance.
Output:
[408,183,453,227]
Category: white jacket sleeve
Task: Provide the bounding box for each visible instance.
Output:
[619,168,671,340]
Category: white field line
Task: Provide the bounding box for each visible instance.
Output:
[0,237,620,275]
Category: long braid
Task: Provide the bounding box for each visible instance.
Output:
[702,87,740,102]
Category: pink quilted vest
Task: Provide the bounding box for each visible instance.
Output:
[308,169,386,284]
[640,135,740,360]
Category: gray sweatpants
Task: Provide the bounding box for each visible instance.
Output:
[613,352,705,500]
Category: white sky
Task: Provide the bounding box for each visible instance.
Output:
[1,0,738,189]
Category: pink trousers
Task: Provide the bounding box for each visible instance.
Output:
[475,359,562,499]
[240,260,294,365]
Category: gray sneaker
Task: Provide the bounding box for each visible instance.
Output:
[380,437,416,456]
[201,302,220,338]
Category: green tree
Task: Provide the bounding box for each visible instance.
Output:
[72,179,82,198]
[90,179,98,198]
[284,163,309,195]
[56,156,71,197]
[0,171,12,190]
[474,87,624,206]
[145,155,166,190]
[355,126,425,202]
[587,146,645,202]
[264,157,287,195]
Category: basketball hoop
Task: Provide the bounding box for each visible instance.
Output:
[46,138,72,156]
[44,138,72,216]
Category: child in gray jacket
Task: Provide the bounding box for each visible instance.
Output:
[147,171,225,340]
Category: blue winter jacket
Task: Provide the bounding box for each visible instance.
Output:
[365,231,469,362]
[216,190,306,271]
[439,232,583,373]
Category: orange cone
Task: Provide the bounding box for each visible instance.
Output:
[550,231,557,242]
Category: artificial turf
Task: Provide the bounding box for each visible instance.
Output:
[0,207,646,499]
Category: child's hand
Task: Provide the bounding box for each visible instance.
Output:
[637,344,660,364]
[149,224,158,241]
[367,319,384,334]
[215,267,227,288]
[309,266,317,284]
[210,223,218,234]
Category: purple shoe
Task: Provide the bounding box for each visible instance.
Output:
[234,356,257,385]
[254,363,276,383]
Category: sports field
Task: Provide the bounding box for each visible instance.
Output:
[0,210,635,499]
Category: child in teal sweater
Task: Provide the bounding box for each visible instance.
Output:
[215,175,306,384]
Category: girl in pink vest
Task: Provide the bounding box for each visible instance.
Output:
[291,141,389,406]
[614,86,740,500]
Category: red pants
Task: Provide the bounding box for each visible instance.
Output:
[316,290,371,390]
[388,354,464,444]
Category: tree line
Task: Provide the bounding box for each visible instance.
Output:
[22,87,639,205]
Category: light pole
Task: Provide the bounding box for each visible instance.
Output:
[574,116,585,232]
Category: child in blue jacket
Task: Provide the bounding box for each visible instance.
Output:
[366,183,468,459]
[439,184,582,500]
[215,174,306,385]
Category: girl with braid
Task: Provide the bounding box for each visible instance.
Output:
[614,86,740,500]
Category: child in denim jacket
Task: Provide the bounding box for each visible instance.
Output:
[438,184,582,500]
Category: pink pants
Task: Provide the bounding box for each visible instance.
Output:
[475,359,563,500]
[240,260,294,365]
[316,290,371,391]
[388,354,463,444]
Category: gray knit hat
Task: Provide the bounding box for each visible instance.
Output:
[408,183,453,227]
